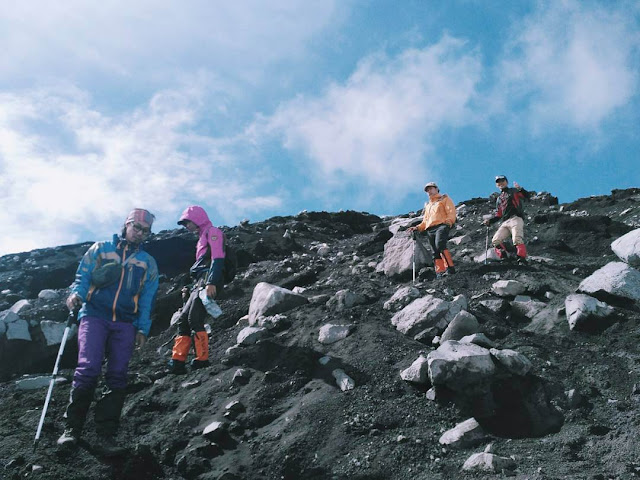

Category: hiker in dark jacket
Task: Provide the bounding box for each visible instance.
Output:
[168,205,225,374]
[483,175,531,263]
[409,181,457,277]
[58,209,158,453]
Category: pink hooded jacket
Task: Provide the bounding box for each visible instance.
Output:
[178,205,225,285]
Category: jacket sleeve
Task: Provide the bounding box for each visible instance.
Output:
[489,197,502,224]
[70,242,101,301]
[132,256,159,336]
[416,203,429,232]
[205,230,226,286]
[445,197,456,226]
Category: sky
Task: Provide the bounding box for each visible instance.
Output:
[0,0,639,255]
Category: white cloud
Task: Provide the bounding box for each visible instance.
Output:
[252,36,482,199]
[0,84,283,255]
[497,0,640,129]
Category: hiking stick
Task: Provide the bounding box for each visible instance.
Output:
[33,310,77,452]
[484,225,489,265]
[411,230,417,284]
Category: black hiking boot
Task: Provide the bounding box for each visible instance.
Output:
[168,359,187,374]
[190,359,210,370]
[56,428,80,447]
[94,435,126,457]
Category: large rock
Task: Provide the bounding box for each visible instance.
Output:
[6,319,31,341]
[248,282,308,325]
[510,296,547,320]
[565,294,615,331]
[489,348,532,376]
[237,327,269,345]
[391,295,464,337]
[440,311,480,342]
[318,324,354,345]
[375,232,433,278]
[492,280,526,297]
[383,286,420,312]
[400,355,429,384]
[40,320,77,346]
[427,341,496,392]
[332,369,355,391]
[578,261,640,305]
[462,452,516,472]
[439,418,489,449]
[325,290,366,311]
[611,228,640,267]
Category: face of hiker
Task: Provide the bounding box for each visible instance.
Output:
[426,186,439,198]
[125,221,151,244]
[181,219,199,233]
[496,179,508,190]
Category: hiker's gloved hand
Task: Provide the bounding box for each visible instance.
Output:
[205,284,217,299]
[135,332,147,348]
[66,293,83,311]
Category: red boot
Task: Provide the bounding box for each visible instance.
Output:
[516,244,527,264]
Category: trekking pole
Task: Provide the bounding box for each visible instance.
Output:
[33,309,77,452]
[411,230,417,284]
[484,225,489,265]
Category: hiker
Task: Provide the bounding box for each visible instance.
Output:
[409,181,457,277]
[168,205,225,374]
[57,209,159,452]
[483,175,531,264]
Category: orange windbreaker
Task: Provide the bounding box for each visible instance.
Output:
[416,194,456,231]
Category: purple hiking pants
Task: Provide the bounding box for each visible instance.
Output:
[72,316,136,391]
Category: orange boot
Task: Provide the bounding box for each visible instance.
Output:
[515,244,527,264]
[434,258,446,278]
[441,249,456,274]
[169,335,191,374]
[191,331,210,369]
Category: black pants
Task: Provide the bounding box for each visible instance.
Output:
[426,224,450,257]
[176,287,207,336]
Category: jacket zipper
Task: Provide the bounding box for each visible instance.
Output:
[111,244,128,322]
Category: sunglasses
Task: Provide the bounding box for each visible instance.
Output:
[129,222,151,235]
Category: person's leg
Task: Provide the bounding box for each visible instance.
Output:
[95,322,136,438]
[511,217,527,262]
[436,225,455,274]
[188,293,210,368]
[59,316,107,445]
[427,227,446,276]
[169,290,196,373]
[492,223,511,259]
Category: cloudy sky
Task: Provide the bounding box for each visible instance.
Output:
[1,0,638,255]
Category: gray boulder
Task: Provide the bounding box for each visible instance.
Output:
[383,286,420,312]
[391,295,464,337]
[6,319,31,341]
[332,369,355,391]
[440,311,480,342]
[492,280,526,297]
[376,232,432,278]
[400,355,429,384]
[427,341,496,392]
[318,324,354,345]
[38,289,59,301]
[439,418,489,449]
[40,320,78,346]
[565,293,615,331]
[611,228,640,267]
[237,327,269,345]
[510,296,547,320]
[578,261,640,304]
[459,333,496,349]
[248,282,308,325]
[489,348,532,376]
[326,290,366,311]
[462,452,516,472]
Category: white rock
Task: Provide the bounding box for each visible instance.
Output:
[459,333,496,349]
[256,314,288,330]
[383,286,420,312]
[400,355,429,384]
[326,290,366,311]
[427,341,496,392]
[292,286,306,294]
[462,452,516,472]
[37,289,59,301]
[474,248,501,263]
[439,418,489,449]
[565,294,615,331]
[6,319,31,341]
[40,320,77,346]
[318,324,353,345]
[510,297,547,319]
[332,369,355,391]
[9,299,30,314]
[390,295,452,337]
[376,233,433,278]
[611,228,640,267]
[478,299,505,313]
[489,348,532,376]
[440,311,479,342]
[449,235,472,246]
[248,282,308,325]
[578,262,640,304]
[236,327,269,345]
[492,280,526,297]
[202,421,227,441]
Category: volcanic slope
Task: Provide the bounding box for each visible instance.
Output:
[0,188,639,479]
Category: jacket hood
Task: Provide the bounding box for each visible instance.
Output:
[178,206,212,229]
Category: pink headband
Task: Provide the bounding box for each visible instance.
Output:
[125,208,155,228]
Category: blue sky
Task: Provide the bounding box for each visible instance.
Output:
[0,0,638,255]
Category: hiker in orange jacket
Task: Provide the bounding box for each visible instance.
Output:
[409,182,457,277]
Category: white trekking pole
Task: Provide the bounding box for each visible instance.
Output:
[33,310,77,452]
[484,225,489,265]
[411,230,417,284]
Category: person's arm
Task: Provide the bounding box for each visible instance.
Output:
[205,230,225,298]
[66,242,100,310]
[132,256,159,338]
[445,197,456,227]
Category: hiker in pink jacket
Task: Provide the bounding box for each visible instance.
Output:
[168,206,225,374]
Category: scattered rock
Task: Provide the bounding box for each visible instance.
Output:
[439,418,490,449]
[318,324,354,345]
[565,294,615,331]
[332,369,355,391]
[492,280,526,297]
[400,355,429,384]
[611,228,640,267]
[248,282,308,325]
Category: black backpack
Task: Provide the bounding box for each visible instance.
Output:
[222,234,238,284]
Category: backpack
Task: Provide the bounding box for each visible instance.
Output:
[222,234,238,284]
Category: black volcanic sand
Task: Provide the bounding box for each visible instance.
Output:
[1,189,640,479]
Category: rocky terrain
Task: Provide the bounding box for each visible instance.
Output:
[0,188,639,480]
